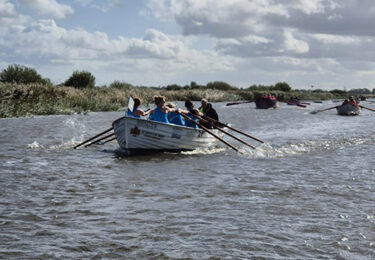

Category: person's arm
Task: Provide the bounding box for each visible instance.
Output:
[133,108,151,116]
[194,108,203,116]
[161,106,181,114]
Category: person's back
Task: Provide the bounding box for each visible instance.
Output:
[199,99,219,128]
[204,103,218,121]
[184,100,199,128]
[341,99,349,106]
[127,108,141,118]
[126,97,150,118]
[348,97,357,106]
[150,96,181,124]
[153,106,169,123]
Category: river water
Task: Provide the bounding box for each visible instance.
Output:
[1,100,374,259]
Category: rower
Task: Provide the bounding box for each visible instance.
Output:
[149,96,180,123]
[199,98,219,128]
[183,100,202,128]
[127,97,151,118]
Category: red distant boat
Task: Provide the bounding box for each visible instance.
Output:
[287,99,310,108]
[255,96,279,109]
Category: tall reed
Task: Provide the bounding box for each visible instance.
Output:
[0,82,341,118]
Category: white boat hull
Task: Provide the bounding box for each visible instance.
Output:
[112,117,224,153]
[336,104,361,116]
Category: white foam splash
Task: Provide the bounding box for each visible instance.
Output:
[26,118,88,150]
[48,138,80,150]
[58,118,88,149]
[240,142,313,158]
[182,147,226,155]
[239,135,372,158]
[27,141,45,149]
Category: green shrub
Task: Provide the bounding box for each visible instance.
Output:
[274,82,291,92]
[0,64,50,85]
[109,81,133,89]
[206,81,237,91]
[165,84,182,90]
[330,89,347,95]
[64,70,95,89]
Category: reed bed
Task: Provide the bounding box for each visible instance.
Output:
[0,82,342,118]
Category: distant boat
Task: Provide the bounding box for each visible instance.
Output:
[287,99,309,108]
[255,96,279,109]
[336,104,361,116]
[112,116,224,154]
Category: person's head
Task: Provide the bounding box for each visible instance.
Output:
[201,98,208,109]
[154,95,166,106]
[185,99,194,109]
[133,97,141,108]
[349,96,354,101]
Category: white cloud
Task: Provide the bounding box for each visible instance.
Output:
[0,0,16,17]
[2,0,375,89]
[147,0,289,38]
[17,0,74,19]
[284,30,309,54]
[0,13,240,85]
[311,34,360,45]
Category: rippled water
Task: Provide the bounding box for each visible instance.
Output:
[1,101,375,259]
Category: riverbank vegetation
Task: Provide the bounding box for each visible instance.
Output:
[1,64,374,118]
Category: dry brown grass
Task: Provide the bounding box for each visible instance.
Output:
[0,82,339,118]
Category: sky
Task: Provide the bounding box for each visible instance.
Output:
[1,0,375,90]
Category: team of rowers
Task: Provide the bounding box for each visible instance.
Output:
[340,96,358,107]
[127,96,219,129]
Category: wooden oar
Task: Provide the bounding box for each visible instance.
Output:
[359,105,375,112]
[102,136,117,144]
[73,127,113,149]
[226,101,253,106]
[310,106,339,114]
[84,133,115,147]
[179,113,243,153]
[190,114,256,150]
[202,115,265,144]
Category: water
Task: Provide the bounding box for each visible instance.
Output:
[1,101,375,259]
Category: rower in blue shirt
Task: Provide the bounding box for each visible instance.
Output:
[183,99,203,128]
[126,97,151,118]
[166,103,184,126]
[149,96,180,124]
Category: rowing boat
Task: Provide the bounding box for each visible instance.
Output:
[255,97,279,109]
[112,116,225,154]
[336,104,361,116]
[287,99,308,108]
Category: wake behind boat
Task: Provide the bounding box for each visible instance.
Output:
[112,116,225,154]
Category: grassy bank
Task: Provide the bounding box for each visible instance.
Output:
[0,82,348,118]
